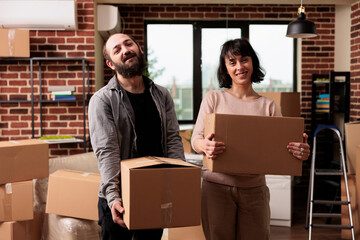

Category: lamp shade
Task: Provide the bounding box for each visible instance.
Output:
[286,13,317,38]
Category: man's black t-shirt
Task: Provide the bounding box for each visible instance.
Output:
[125,83,164,157]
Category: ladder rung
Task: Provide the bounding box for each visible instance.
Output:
[315,170,343,176]
[312,213,342,218]
[313,200,349,205]
[311,223,353,229]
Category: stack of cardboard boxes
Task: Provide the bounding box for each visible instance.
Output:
[0,139,48,239]
[342,122,360,239]
[45,168,102,239]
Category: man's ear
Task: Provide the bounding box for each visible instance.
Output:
[138,45,144,54]
[106,59,115,70]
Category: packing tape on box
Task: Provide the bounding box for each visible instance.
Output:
[161,202,173,227]
[5,183,12,194]
[1,183,13,221]
[161,171,173,227]
[8,30,15,56]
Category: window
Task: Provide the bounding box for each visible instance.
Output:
[146,24,193,120]
[146,21,295,123]
[249,24,294,92]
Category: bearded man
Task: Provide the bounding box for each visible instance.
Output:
[88,33,184,240]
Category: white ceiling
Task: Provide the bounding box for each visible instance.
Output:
[96,0,357,5]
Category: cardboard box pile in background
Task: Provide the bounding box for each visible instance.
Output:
[46,169,101,221]
[0,139,49,240]
[204,113,304,176]
[345,121,360,174]
[121,156,201,230]
[179,128,194,154]
[259,92,300,117]
[0,29,30,57]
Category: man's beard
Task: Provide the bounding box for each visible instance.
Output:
[113,52,146,78]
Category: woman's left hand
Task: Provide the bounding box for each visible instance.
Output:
[287,133,310,161]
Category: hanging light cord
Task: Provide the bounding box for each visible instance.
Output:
[298,0,305,15]
[226,5,229,39]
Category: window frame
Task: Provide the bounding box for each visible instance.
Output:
[144,20,297,124]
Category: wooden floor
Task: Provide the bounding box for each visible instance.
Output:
[269,182,343,240]
[270,225,341,240]
[270,218,342,240]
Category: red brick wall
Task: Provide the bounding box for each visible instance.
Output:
[118,4,336,132]
[1,2,347,156]
[351,2,360,121]
[0,0,95,156]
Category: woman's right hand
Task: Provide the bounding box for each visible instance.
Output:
[195,133,226,159]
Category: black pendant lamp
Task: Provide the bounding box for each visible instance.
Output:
[286,1,317,38]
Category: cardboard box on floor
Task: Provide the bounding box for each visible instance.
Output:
[162,225,205,240]
[341,173,360,239]
[0,181,33,222]
[345,121,360,174]
[0,211,44,240]
[46,169,101,221]
[259,92,301,117]
[204,113,304,176]
[0,139,49,185]
[121,157,201,230]
[0,29,30,57]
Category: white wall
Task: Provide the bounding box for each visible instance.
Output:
[335,5,351,71]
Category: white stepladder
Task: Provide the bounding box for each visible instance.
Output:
[306,125,355,240]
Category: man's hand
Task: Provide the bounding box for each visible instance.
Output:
[111,200,126,228]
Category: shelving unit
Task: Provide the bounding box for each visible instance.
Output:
[311,71,350,136]
[0,57,90,152]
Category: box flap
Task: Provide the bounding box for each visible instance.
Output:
[345,121,360,125]
[121,157,199,170]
